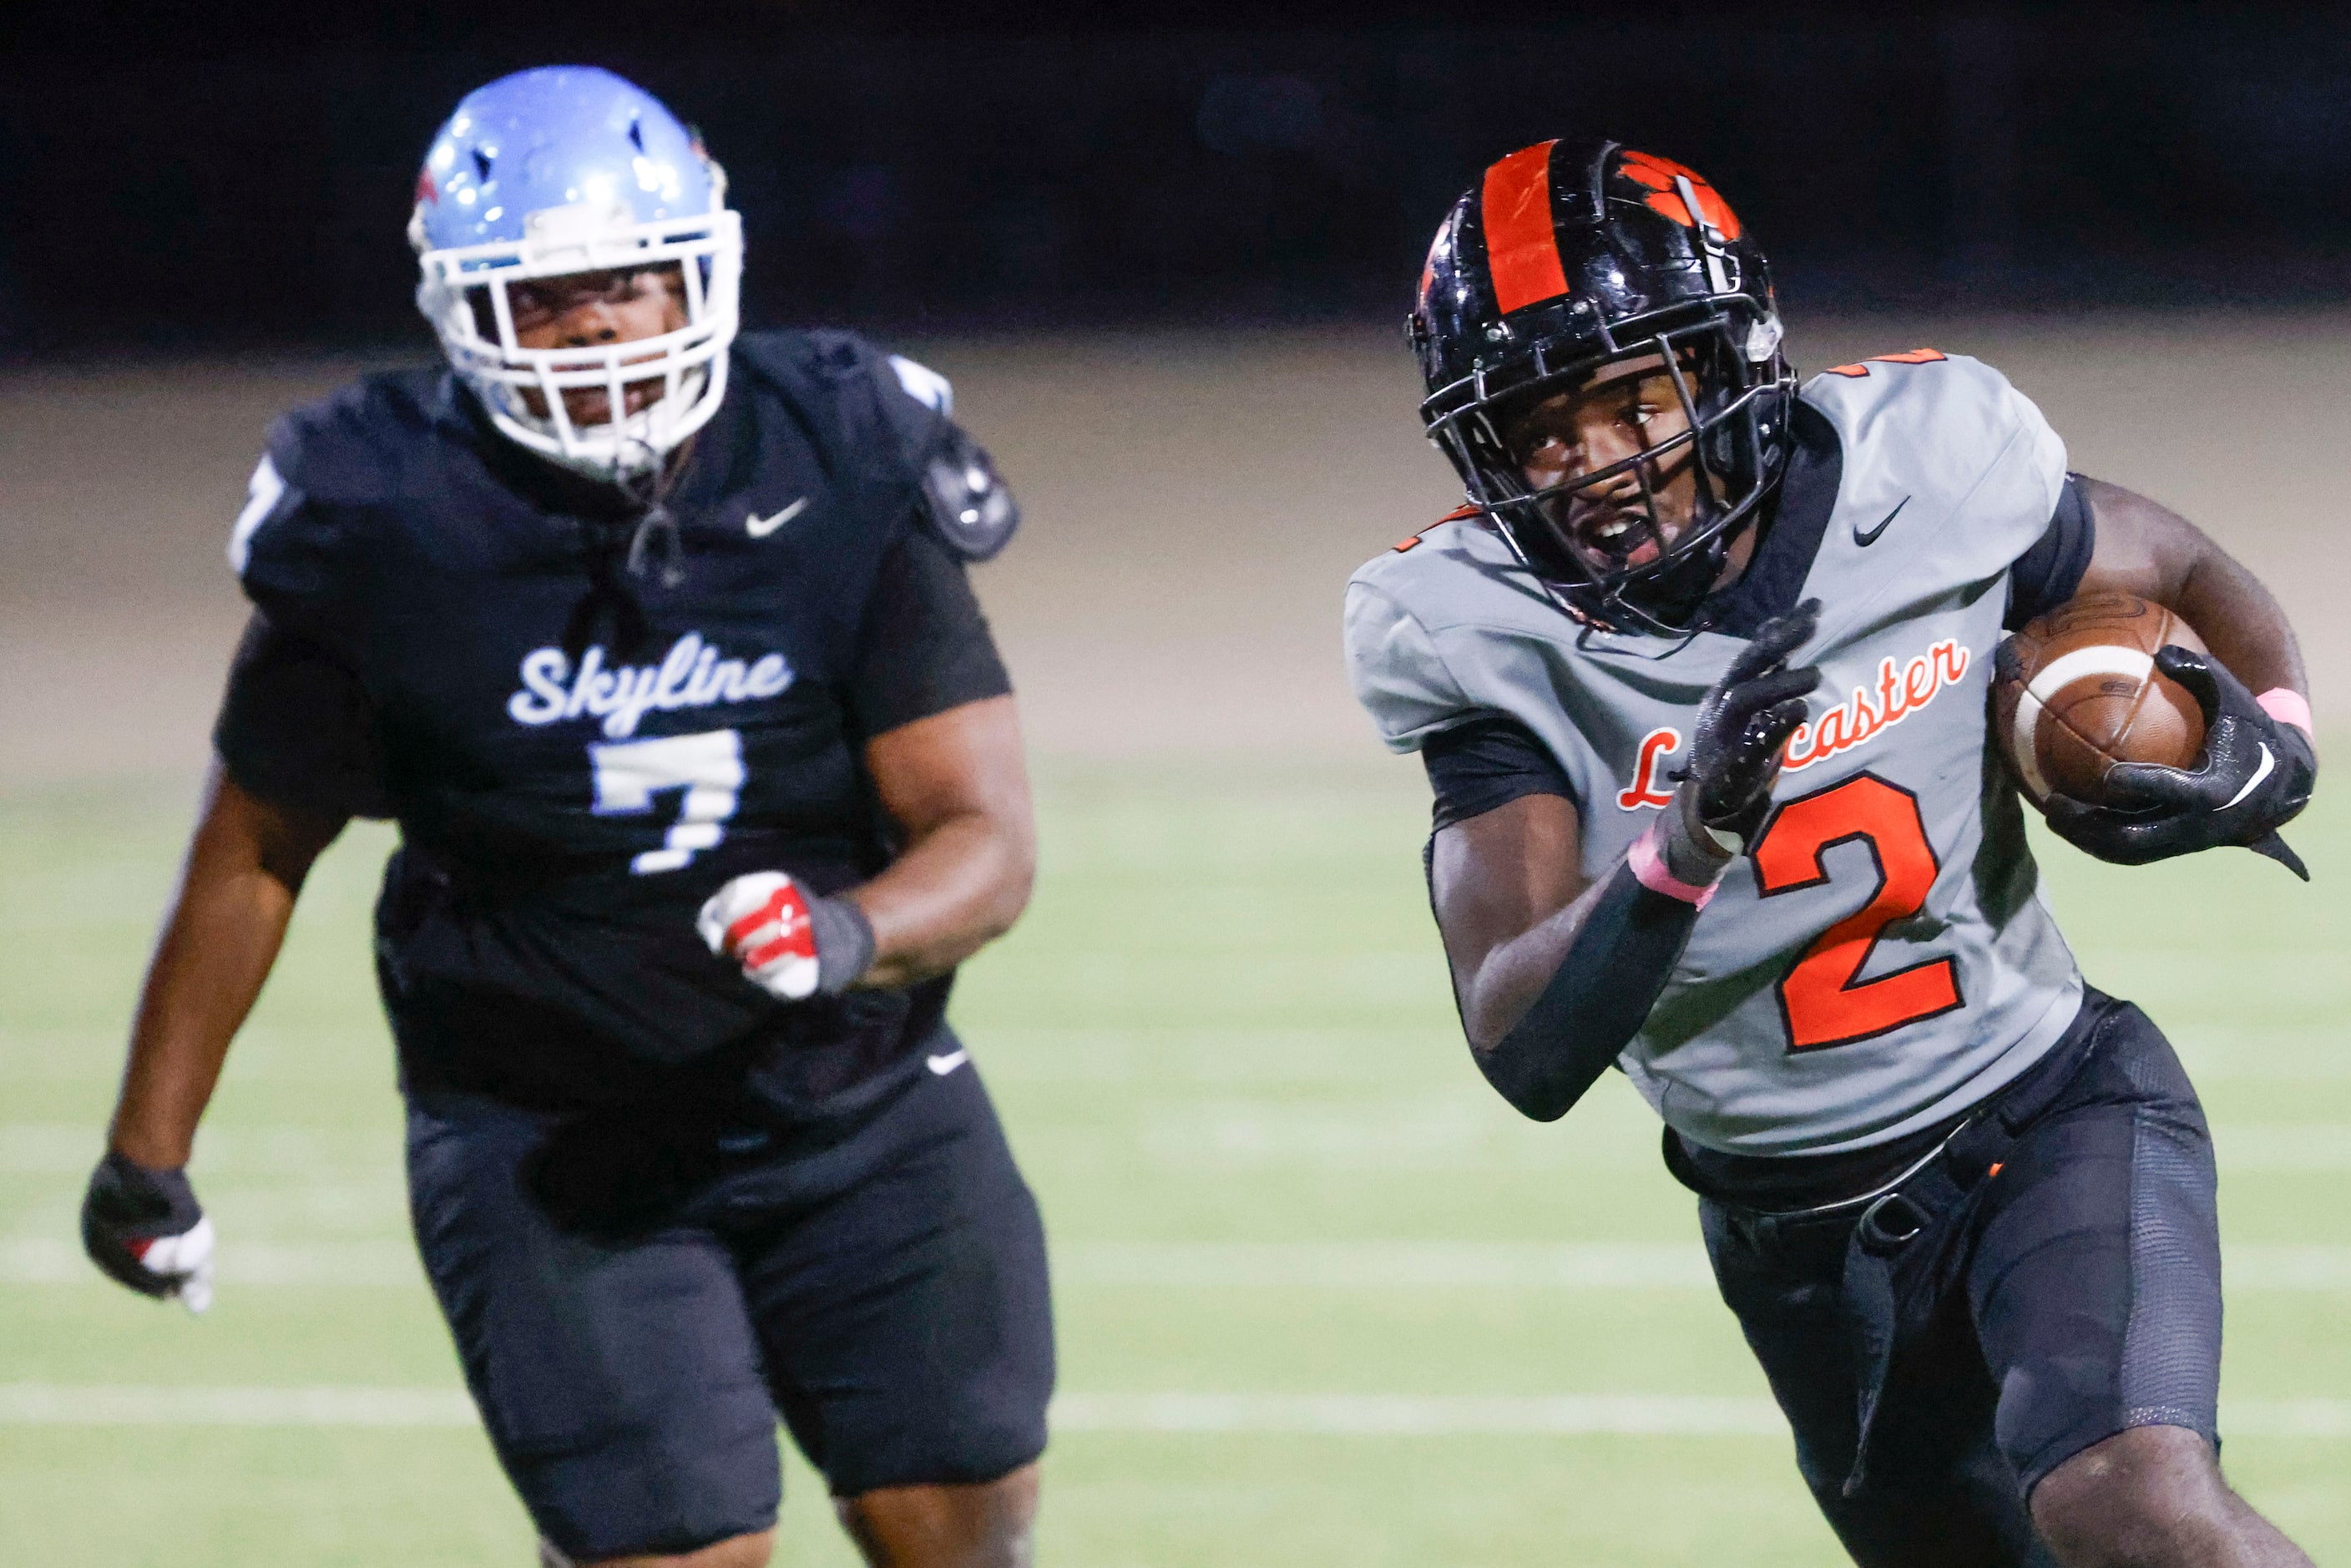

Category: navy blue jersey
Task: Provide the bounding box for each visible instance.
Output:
[218,330,1012,1125]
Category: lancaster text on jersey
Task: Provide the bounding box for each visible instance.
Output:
[1782,640,1968,772]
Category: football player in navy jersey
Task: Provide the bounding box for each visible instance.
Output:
[83,67,1048,1568]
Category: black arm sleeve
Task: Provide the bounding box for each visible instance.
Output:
[2004,473,2096,630]
[1468,860,1699,1122]
[848,524,1014,739]
[212,610,391,820]
[1421,714,1695,1120]
[1422,712,1577,831]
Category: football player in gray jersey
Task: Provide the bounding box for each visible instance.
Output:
[1347,139,2317,1568]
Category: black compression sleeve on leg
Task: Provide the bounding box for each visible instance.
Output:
[1471,861,1699,1122]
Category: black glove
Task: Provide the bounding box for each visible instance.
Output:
[2041,646,2316,880]
[82,1150,215,1313]
[1661,599,1823,885]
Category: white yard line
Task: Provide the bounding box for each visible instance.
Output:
[1050,1393,1788,1436]
[1058,1241,1714,1287]
[0,1384,478,1427]
[11,1237,2351,1290]
[2,1384,2345,1437]
[0,1124,399,1176]
[0,1237,420,1285]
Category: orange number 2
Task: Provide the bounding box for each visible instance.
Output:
[1751,772,1962,1051]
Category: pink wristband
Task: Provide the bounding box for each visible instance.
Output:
[2256,688,2313,737]
[1626,820,1721,910]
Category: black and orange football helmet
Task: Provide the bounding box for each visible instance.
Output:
[1411,139,1796,635]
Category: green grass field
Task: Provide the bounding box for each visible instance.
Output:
[3,756,2346,1565]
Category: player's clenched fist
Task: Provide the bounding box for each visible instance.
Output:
[696,872,877,1000]
[82,1151,215,1315]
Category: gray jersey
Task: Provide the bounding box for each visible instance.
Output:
[1346,352,2083,1156]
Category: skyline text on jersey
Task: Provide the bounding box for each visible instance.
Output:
[1615,638,1971,809]
[507,632,796,740]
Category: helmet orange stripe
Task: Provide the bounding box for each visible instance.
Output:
[1482,142,1570,314]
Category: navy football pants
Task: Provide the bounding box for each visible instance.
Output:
[406,1055,1054,1561]
[1698,992,2222,1567]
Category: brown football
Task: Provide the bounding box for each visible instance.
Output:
[1992,592,2208,807]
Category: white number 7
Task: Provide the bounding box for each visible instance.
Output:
[589,729,745,874]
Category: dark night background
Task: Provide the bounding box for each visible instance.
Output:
[3,2,2350,353]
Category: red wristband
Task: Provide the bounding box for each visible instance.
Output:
[1626,820,1721,910]
[2256,688,2313,738]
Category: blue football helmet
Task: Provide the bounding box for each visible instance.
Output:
[408,66,743,478]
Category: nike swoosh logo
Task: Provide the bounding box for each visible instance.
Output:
[926,1049,968,1077]
[2221,742,2274,811]
[1853,496,1909,547]
[746,497,810,539]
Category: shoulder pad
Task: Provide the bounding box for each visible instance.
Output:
[730,326,871,387]
[887,352,953,416]
[860,344,1018,561]
[912,419,1019,563]
[225,368,471,652]
[265,367,452,505]
[1814,346,1951,380]
[731,331,1019,562]
[1801,349,2057,478]
[1791,350,2066,630]
[1343,575,1478,754]
[227,453,295,579]
[1388,503,1483,554]
[229,369,447,617]
[225,447,353,645]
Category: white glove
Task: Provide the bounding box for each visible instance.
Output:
[697,872,875,1001]
[139,1220,217,1315]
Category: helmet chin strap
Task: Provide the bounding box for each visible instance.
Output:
[614,435,689,589]
[612,434,662,485]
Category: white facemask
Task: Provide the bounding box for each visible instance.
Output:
[412,181,742,479]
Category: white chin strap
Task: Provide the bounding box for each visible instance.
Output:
[413,205,744,481]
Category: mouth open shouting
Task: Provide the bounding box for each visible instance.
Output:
[1504,351,1714,583]
[1565,500,1672,570]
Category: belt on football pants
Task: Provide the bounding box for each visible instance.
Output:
[1665,995,2107,1498]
